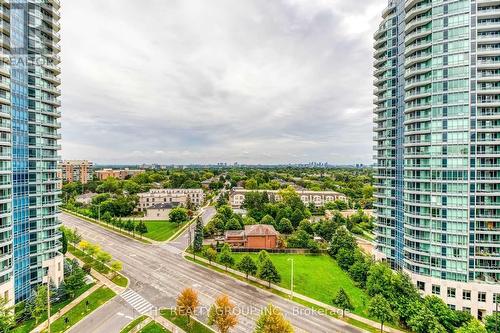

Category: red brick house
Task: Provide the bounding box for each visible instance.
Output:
[224,225,279,249]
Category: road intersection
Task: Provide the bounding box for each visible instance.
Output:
[62,207,364,333]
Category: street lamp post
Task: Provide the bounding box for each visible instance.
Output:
[287,258,294,299]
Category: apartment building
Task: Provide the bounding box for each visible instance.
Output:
[0,0,64,305]
[59,160,93,184]
[374,0,500,318]
[95,168,144,181]
[136,188,205,212]
[229,188,347,209]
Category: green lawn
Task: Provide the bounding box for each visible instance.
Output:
[120,315,148,333]
[12,283,94,333]
[69,245,128,287]
[142,221,185,242]
[48,286,116,333]
[161,309,214,333]
[230,253,370,316]
[140,321,172,333]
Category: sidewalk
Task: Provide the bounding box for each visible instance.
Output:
[188,254,406,333]
[31,253,127,332]
[31,282,103,333]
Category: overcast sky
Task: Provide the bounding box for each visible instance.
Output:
[60,0,385,165]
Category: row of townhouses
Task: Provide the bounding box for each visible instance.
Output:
[229,187,347,209]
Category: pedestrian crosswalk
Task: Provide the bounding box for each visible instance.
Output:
[121,289,155,315]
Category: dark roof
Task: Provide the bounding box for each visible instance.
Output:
[149,202,180,210]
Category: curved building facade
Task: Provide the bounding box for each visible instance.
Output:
[374,0,500,319]
[0,0,63,306]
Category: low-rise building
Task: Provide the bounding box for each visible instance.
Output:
[75,193,98,205]
[225,225,279,249]
[325,209,375,220]
[95,168,145,180]
[144,202,181,220]
[229,188,347,209]
[60,160,93,184]
[137,188,205,212]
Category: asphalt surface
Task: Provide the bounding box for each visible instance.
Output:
[62,207,364,333]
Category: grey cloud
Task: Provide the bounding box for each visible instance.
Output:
[60,0,385,164]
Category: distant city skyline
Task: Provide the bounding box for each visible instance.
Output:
[60,0,385,165]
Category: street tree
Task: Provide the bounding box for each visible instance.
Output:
[61,229,68,255]
[0,296,14,333]
[257,250,270,267]
[328,226,356,257]
[169,207,189,225]
[237,255,258,279]
[366,263,394,298]
[485,313,500,333]
[65,267,85,298]
[368,294,394,333]
[218,244,235,271]
[31,285,49,324]
[110,261,123,279]
[96,250,112,270]
[193,217,204,260]
[208,294,238,333]
[332,288,354,317]
[258,258,281,288]
[204,247,217,265]
[456,319,486,333]
[136,221,148,238]
[72,228,82,248]
[176,288,200,325]
[254,304,294,333]
[78,240,90,254]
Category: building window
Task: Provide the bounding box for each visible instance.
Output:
[432,285,441,295]
[447,287,456,298]
[463,290,471,301]
[462,307,471,314]
[478,292,486,303]
[448,304,456,310]
[494,293,500,305]
[417,281,425,291]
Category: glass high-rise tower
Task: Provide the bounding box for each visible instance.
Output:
[374,0,500,319]
[0,0,62,305]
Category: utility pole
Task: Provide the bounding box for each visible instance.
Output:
[288,258,294,299]
[496,293,498,333]
[47,275,51,333]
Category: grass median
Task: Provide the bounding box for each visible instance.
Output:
[62,209,152,244]
[46,286,116,333]
[120,315,148,333]
[69,244,128,287]
[140,321,172,333]
[161,309,214,333]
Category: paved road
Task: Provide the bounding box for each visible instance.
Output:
[69,297,135,333]
[61,208,363,333]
